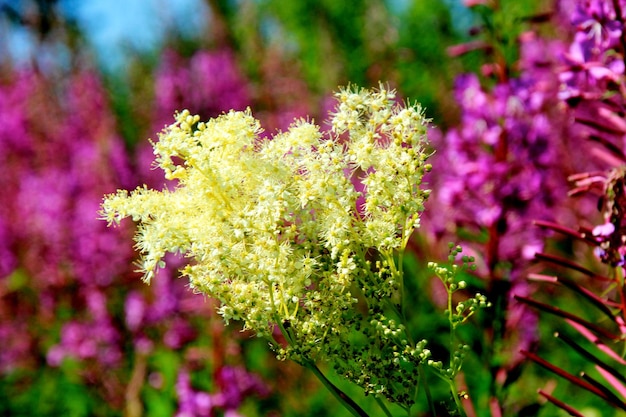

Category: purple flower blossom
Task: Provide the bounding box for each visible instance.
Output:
[125,291,146,332]
[428,26,578,405]
[0,217,16,277]
[0,43,278,411]
[0,68,136,375]
[552,1,626,270]
[154,49,251,130]
[217,365,270,409]
[47,317,122,367]
[559,0,626,101]
[0,71,36,157]
[431,61,570,277]
[570,0,623,54]
[175,366,269,417]
[592,221,615,236]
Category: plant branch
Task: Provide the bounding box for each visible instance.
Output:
[521,350,624,408]
[304,361,370,417]
[515,295,619,340]
[537,389,585,417]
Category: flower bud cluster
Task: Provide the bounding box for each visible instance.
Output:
[102,85,431,406]
[426,245,490,385]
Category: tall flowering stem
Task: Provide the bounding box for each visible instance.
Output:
[427,1,586,412]
[428,245,491,417]
[102,84,488,415]
[514,0,626,412]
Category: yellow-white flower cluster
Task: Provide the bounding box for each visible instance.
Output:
[102,85,431,402]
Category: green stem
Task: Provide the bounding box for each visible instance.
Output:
[446,278,466,417]
[447,281,457,359]
[447,378,467,417]
[374,396,393,417]
[419,363,436,417]
[304,361,370,417]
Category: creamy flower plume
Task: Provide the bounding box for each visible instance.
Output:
[102,85,432,405]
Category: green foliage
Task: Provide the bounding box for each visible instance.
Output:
[0,366,115,417]
[258,0,392,89]
[394,0,467,125]
[141,349,180,417]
